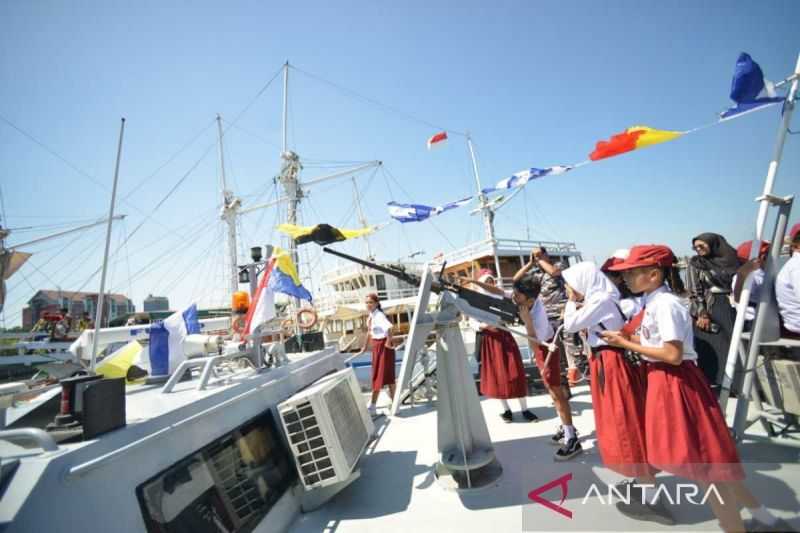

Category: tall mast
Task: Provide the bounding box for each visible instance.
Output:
[217,114,240,296]
[466,134,503,286]
[90,118,125,371]
[278,61,303,306]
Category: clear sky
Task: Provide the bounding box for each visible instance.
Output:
[2,1,799,326]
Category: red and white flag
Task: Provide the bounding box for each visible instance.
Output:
[427,131,448,150]
[244,259,276,334]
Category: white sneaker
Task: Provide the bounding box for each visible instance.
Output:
[367,404,377,417]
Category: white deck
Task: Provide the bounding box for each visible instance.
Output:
[291,386,800,532]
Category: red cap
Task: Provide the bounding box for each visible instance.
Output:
[606,245,676,271]
[600,249,630,272]
[736,240,770,262]
[600,256,625,272]
[789,223,800,243]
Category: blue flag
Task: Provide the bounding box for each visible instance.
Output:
[721,53,784,120]
[387,196,473,223]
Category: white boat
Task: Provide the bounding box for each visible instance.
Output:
[2,54,800,533]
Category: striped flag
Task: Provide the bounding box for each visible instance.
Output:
[244,259,276,334]
[387,196,473,223]
[481,166,572,194]
[427,131,448,150]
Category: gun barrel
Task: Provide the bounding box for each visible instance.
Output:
[321,247,423,287]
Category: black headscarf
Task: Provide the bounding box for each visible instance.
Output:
[689,233,741,274]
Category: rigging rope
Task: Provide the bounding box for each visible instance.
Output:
[290,64,465,136]
[382,165,456,249]
[121,117,217,202]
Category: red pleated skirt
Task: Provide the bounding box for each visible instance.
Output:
[370,337,396,392]
[645,361,744,482]
[479,328,528,399]
[589,346,653,478]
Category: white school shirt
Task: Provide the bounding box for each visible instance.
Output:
[369,309,393,339]
[528,297,555,342]
[563,294,626,348]
[639,285,697,363]
[620,295,644,320]
[776,252,800,333]
[731,269,764,322]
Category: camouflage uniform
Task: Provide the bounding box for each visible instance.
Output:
[528,262,582,371]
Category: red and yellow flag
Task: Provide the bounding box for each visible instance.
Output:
[590,126,683,161]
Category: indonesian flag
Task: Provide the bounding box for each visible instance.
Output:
[244,259,276,334]
[427,131,448,150]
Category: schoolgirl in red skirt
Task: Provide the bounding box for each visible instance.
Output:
[467,270,537,423]
[561,262,655,484]
[361,293,396,416]
[603,245,782,532]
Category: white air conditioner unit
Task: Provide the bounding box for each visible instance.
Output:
[278,368,374,490]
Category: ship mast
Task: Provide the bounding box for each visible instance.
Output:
[466,134,503,287]
[229,61,380,303]
[217,114,241,297]
[277,62,303,305]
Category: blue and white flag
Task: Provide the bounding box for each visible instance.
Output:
[387,196,473,223]
[148,303,201,375]
[720,53,784,121]
[481,166,572,194]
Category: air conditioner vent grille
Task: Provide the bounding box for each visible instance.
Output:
[324,379,367,470]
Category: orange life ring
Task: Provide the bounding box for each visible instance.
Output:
[296,308,318,330]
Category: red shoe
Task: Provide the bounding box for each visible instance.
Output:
[567,367,585,386]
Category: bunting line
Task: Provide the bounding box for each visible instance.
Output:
[386,52,788,224]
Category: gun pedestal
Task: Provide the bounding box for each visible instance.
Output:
[433,291,502,491]
[396,268,502,490]
[321,249,508,490]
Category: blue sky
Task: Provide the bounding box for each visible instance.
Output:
[1,1,799,325]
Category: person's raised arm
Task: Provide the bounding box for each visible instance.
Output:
[532,248,562,278]
[513,252,536,282]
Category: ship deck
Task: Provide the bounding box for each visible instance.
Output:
[291,386,800,532]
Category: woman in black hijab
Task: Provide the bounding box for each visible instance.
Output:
[688,232,742,391]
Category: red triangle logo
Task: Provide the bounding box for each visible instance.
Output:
[527,473,573,519]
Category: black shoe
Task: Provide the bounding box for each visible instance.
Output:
[554,436,582,461]
[500,410,513,423]
[549,426,565,446]
[521,410,539,422]
[613,479,642,502]
[615,497,675,526]
[648,497,676,526]
[745,517,795,532]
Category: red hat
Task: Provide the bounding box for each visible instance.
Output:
[736,240,770,262]
[606,245,676,271]
[600,248,630,272]
[789,223,800,243]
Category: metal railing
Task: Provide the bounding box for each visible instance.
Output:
[321,261,425,284]
[436,238,581,268]
[315,287,420,316]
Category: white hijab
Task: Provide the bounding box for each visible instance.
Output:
[562,261,619,303]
